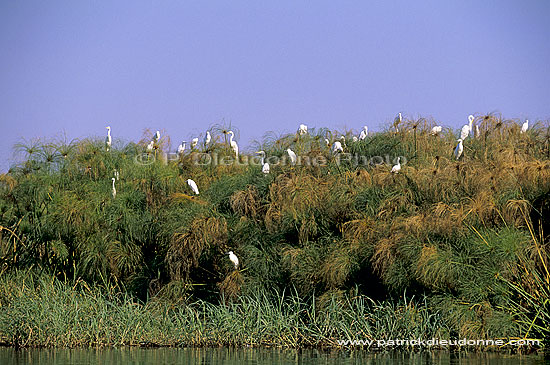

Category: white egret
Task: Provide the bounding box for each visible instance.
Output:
[454,139,464,160]
[324,138,330,147]
[187,179,199,195]
[286,148,297,165]
[359,126,368,140]
[105,126,112,151]
[521,119,529,134]
[475,125,480,138]
[177,141,186,157]
[391,157,401,173]
[228,131,239,158]
[114,169,119,181]
[298,124,308,136]
[111,178,116,199]
[227,251,239,269]
[460,124,470,140]
[190,138,199,149]
[393,113,402,132]
[332,141,343,154]
[153,131,160,142]
[204,131,211,147]
[146,141,154,152]
[256,151,270,174]
[430,126,442,135]
[352,136,358,142]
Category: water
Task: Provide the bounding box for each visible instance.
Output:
[0,347,546,364]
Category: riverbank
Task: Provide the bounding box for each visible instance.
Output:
[0,270,543,352]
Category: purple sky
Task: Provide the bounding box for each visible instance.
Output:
[1,1,549,171]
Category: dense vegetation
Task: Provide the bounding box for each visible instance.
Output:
[0,114,549,348]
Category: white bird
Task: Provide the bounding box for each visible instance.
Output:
[454,139,464,160]
[177,141,186,156]
[146,141,154,152]
[298,124,308,136]
[286,148,297,165]
[391,157,401,173]
[114,169,119,181]
[521,119,529,134]
[352,136,358,142]
[460,124,470,140]
[393,113,402,132]
[228,131,239,158]
[204,131,211,147]
[332,141,343,154]
[475,125,480,138]
[359,126,368,140]
[430,126,442,135]
[153,131,160,142]
[111,177,116,199]
[105,126,112,151]
[324,138,330,147]
[256,151,270,174]
[227,251,239,269]
[187,179,199,195]
[190,138,199,149]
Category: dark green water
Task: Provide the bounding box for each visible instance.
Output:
[0,348,547,365]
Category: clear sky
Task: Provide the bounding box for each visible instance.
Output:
[1,0,549,171]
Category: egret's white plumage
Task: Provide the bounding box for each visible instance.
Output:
[332,141,343,154]
[454,139,464,160]
[146,141,154,152]
[324,138,330,147]
[204,131,211,146]
[287,148,297,165]
[114,169,119,181]
[228,131,239,158]
[105,126,112,151]
[227,251,239,269]
[111,177,116,199]
[521,120,529,134]
[190,138,199,149]
[391,157,401,173]
[153,131,160,142]
[430,126,442,135]
[187,179,199,195]
[460,124,470,140]
[352,136,358,142]
[177,141,186,156]
[475,125,480,138]
[359,126,368,140]
[256,151,270,174]
[298,124,308,136]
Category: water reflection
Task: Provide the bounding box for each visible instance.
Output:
[1,347,546,365]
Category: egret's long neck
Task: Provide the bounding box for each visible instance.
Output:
[107,129,111,137]
[261,155,264,165]
[112,180,115,189]
[229,133,234,143]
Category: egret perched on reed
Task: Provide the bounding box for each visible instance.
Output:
[228,131,239,158]
[190,138,199,149]
[153,131,160,142]
[187,179,199,195]
[454,139,464,160]
[256,151,270,174]
[287,148,297,165]
[146,141,154,152]
[105,126,112,151]
[391,157,401,173]
[393,113,402,132]
[111,178,116,199]
[358,126,368,140]
[430,126,442,135]
[521,119,529,134]
[332,141,343,154]
[460,115,474,140]
[298,124,308,136]
[177,141,186,157]
[227,251,239,269]
[204,131,211,147]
